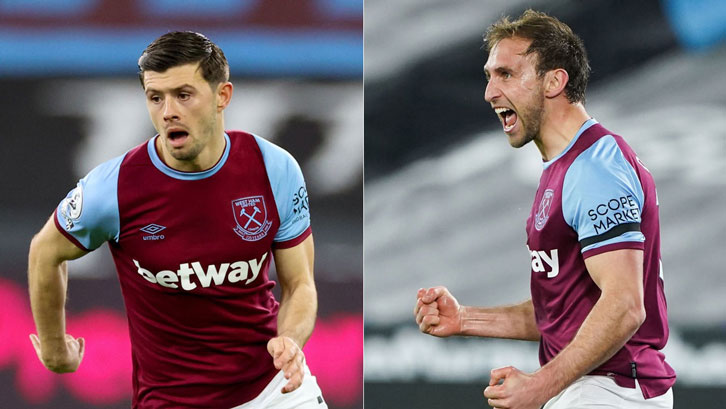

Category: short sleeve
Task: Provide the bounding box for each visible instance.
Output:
[253,135,312,248]
[562,135,645,257]
[54,154,124,251]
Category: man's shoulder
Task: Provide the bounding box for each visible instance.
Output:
[228,130,286,152]
[561,127,643,208]
[576,122,637,159]
[83,148,135,183]
[567,122,636,170]
[227,130,300,171]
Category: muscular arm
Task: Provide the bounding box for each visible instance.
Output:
[460,300,540,341]
[485,249,646,408]
[533,248,645,400]
[28,215,88,373]
[267,234,317,393]
[272,234,317,348]
[416,286,540,341]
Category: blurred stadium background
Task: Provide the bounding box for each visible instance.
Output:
[0,1,362,408]
[365,0,726,408]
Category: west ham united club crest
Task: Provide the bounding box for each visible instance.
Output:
[535,189,555,231]
[232,196,272,241]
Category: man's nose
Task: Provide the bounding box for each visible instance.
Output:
[484,79,500,103]
[163,98,179,121]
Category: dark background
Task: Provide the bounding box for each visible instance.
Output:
[0,1,362,408]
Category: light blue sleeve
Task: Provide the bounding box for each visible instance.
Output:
[55,155,123,251]
[254,135,311,243]
[562,135,645,254]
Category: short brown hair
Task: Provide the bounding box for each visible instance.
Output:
[138,31,229,89]
[484,9,590,103]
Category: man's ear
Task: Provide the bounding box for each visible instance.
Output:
[544,68,569,99]
[216,81,234,111]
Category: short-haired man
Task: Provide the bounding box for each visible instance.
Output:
[415,10,675,409]
[29,31,327,409]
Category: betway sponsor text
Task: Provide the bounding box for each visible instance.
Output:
[132,253,267,290]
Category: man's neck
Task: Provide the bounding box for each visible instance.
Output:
[533,102,590,162]
[157,129,227,172]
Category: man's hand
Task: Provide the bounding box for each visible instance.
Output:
[483,366,547,409]
[29,333,85,373]
[267,336,305,394]
[414,286,463,337]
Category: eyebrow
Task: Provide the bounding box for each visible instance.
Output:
[483,66,513,79]
[145,84,197,95]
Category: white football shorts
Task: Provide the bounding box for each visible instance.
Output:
[230,363,327,409]
[544,375,672,409]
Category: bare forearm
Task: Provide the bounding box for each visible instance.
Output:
[460,299,540,341]
[534,293,644,399]
[27,216,87,373]
[277,282,317,348]
[28,243,69,345]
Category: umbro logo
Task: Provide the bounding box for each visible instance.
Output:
[140,224,166,240]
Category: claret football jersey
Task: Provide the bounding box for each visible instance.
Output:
[55,131,312,408]
[526,119,675,399]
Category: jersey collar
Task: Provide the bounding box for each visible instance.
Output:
[542,118,598,170]
[147,133,231,180]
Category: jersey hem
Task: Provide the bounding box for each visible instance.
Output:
[588,370,676,399]
[53,208,91,252]
[582,240,643,259]
[273,226,312,249]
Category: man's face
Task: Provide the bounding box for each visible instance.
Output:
[143,62,221,163]
[484,37,545,148]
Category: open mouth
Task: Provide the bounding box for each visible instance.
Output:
[168,130,188,140]
[494,107,518,133]
[166,130,189,147]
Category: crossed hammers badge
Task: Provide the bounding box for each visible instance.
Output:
[232,196,272,241]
